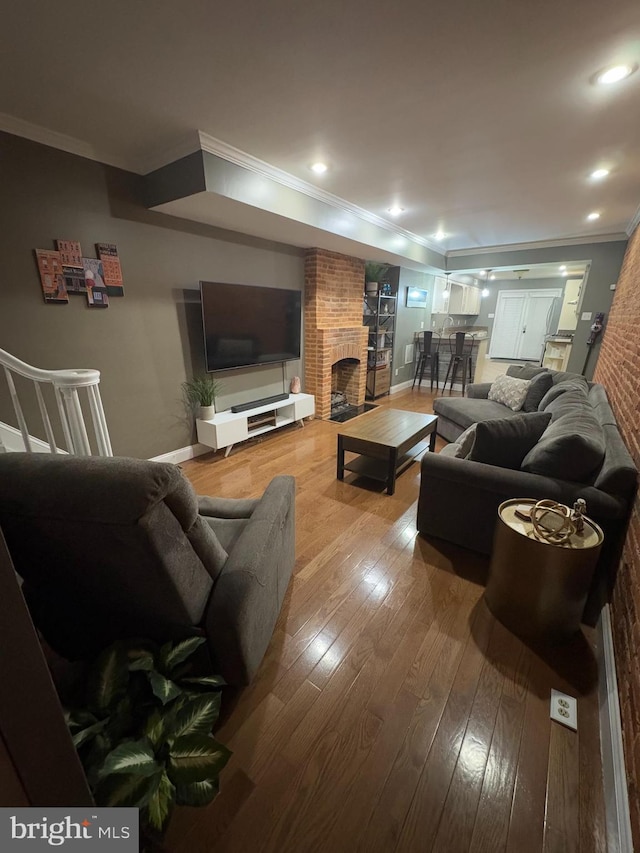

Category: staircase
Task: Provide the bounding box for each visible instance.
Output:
[0,347,112,456]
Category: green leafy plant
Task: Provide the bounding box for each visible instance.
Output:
[182,376,222,408]
[65,637,231,834]
[365,261,390,283]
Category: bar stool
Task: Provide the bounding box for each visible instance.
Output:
[443,332,475,395]
[412,331,440,391]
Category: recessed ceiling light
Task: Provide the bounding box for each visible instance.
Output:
[482,288,490,297]
[590,168,610,180]
[489,274,496,280]
[562,271,569,277]
[433,230,447,241]
[559,265,567,271]
[310,162,328,174]
[479,270,487,277]
[587,211,601,221]
[387,206,404,216]
[594,64,637,85]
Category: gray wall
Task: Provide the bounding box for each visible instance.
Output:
[447,240,628,378]
[0,132,304,459]
[392,269,433,386]
[475,277,566,344]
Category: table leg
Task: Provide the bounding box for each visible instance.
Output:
[387,447,398,495]
[337,436,345,481]
[429,428,437,453]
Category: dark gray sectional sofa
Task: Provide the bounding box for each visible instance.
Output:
[419,366,637,610]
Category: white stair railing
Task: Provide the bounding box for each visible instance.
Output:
[0,348,112,456]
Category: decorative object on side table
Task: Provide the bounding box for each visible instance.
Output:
[65,636,231,846]
[182,375,223,420]
[290,375,301,394]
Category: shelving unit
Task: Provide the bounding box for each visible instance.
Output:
[363,288,397,399]
[196,393,315,456]
[542,337,573,371]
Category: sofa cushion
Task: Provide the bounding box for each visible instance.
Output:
[550,369,589,386]
[202,516,249,553]
[588,385,618,426]
[488,374,530,411]
[539,379,589,411]
[594,425,638,498]
[506,364,549,380]
[433,397,521,430]
[467,412,552,469]
[544,388,592,421]
[521,404,606,483]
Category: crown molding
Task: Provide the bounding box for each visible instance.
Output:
[626,202,640,237]
[446,231,629,258]
[196,131,441,253]
[0,112,135,172]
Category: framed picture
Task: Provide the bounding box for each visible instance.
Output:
[406,287,429,309]
[34,249,68,304]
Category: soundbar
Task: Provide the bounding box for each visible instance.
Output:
[231,393,289,413]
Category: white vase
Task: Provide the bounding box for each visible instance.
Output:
[199,404,216,420]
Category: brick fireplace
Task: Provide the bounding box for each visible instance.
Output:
[304,249,368,419]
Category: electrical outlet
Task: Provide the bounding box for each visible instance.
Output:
[395,369,399,376]
[488,313,495,319]
[550,689,577,731]
[610,283,616,290]
[421,321,424,329]
[581,311,592,321]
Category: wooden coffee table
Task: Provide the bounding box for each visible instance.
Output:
[336,408,438,495]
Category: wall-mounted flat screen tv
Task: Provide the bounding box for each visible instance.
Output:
[200,281,302,371]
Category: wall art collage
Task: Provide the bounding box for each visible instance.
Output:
[34,240,124,308]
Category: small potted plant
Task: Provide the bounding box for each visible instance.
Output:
[364,262,390,295]
[182,376,222,420]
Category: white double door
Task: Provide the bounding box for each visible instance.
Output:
[489,289,562,361]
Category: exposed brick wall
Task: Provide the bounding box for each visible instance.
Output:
[304,249,367,418]
[593,224,640,847]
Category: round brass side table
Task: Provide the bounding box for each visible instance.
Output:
[484,498,604,642]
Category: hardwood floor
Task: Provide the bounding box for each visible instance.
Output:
[166,387,607,853]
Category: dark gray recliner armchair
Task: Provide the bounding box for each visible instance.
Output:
[0,453,295,686]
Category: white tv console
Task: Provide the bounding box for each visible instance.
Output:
[196,393,315,457]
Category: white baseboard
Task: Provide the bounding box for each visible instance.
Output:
[598,604,633,853]
[390,379,414,393]
[149,443,212,464]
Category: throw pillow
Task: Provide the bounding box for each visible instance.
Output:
[488,374,531,412]
[521,409,605,483]
[440,424,478,459]
[467,412,552,469]
[522,371,553,412]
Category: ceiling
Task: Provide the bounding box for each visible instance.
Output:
[454,262,589,284]
[1,0,640,255]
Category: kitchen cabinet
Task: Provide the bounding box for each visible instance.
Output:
[432,277,450,314]
[433,277,481,316]
[462,284,481,315]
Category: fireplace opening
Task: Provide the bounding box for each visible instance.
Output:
[329,358,377,423]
